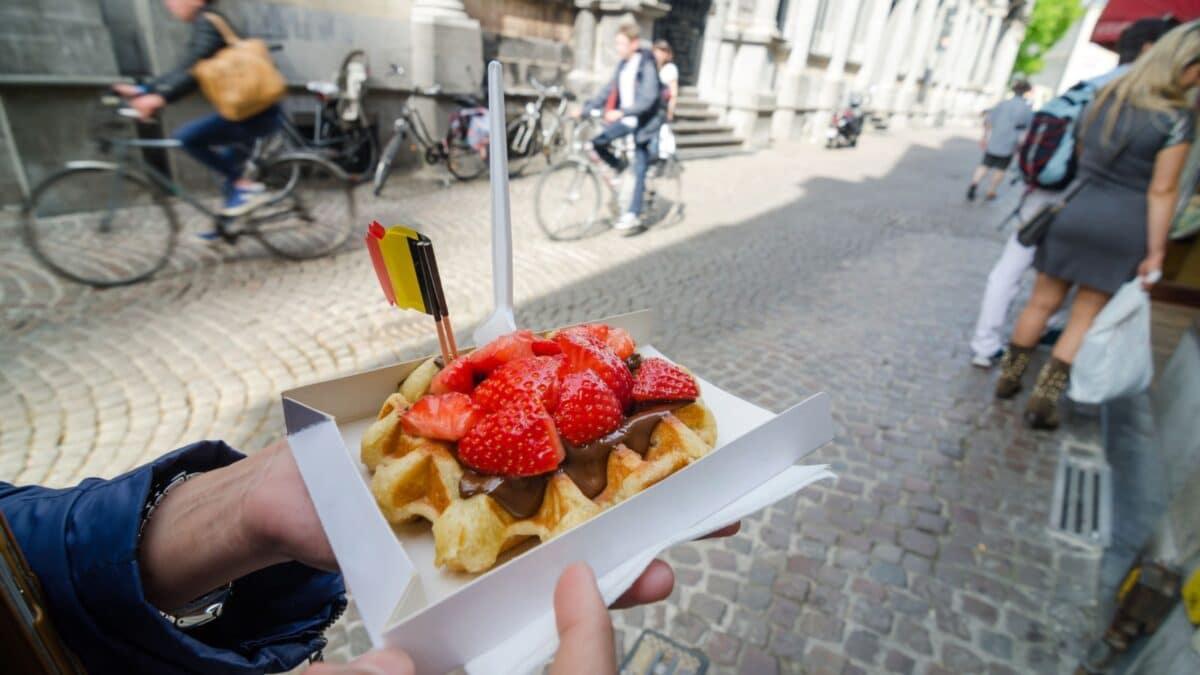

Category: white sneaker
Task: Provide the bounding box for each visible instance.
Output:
[971,353,994,368]
[613,212,641,234]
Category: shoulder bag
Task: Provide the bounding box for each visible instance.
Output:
[191,12,286,121]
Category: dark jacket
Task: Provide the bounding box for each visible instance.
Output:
[0,441,346,674]
[148,8,231,103]
[584,47,665,144]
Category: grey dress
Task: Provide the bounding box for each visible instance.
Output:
[1034,101,1195,294]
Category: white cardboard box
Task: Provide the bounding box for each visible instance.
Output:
[284,311,834,673]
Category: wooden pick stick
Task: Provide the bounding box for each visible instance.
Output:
[441,316,459,360]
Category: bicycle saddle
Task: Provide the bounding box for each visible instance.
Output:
[306,81,340,97]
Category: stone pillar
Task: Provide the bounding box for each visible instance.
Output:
[695,0,730,100]
[568,6,598,92]
[726,0,782,144]
[409,0,482,138]
[986,24,1024,95]
[812,0,865,138]
[869,0,917,115]
[893,0,942,125]
[576,1,670,90]
[972,12,1002,87]
[853,0,894,94]
[927,0,969,121]
[770,0,821,140]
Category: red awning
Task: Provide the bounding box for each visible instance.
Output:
[1091,0,1200,48]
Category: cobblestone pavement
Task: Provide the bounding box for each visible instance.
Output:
[0,130,1102,674]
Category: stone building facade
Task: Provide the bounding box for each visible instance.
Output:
[0,0,1027,205]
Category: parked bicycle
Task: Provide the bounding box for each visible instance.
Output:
[372,66,489,195]
[534,110,683,241]
[505,76,575,177]
[260,49,378,179]
[22,96,356,287]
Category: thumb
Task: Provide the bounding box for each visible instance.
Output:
[306,648,415,675]
[550,563,617,675]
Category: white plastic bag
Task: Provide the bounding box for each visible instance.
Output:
[1068,280,1153,403]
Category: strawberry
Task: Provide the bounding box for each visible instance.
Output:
[554,331,634,406]
[558,323,608,343]
[604,327,636,360]
[631,357,700,403]
[400,392,483,441]
[468,330,535,374]
[429,356,476,395]
[554,371,624,445]
[532,336,562,356]
[473,355,565,413]
[458,394,564,476]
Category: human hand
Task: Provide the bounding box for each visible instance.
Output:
[308,648,415,675]
[604,109,624,124]
[112,83,142,98]
[129,94,166,120]
[1137,252,1165,290]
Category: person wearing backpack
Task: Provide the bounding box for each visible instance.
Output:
[994,21,1199,430]
[968,17,1179,369]
[967,80,1033,202]
[113,0,283,223]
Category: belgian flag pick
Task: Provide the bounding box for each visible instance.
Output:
[365,221,458,363]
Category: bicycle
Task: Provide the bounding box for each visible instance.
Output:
[259,49,378,179]
[22,96,357,287]
[534,111,683,241]
[505,76,575,177]
[372,66,489,195]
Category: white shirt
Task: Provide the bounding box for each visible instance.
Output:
[659,62,678,87]
[618,51,641,127]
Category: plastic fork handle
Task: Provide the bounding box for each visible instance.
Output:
[487,60,513,316]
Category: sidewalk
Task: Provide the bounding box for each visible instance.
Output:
[1,130,1103,673]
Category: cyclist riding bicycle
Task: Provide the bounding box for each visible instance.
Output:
[652,39,678,161]
[114,0,282,224]
[579,21,665,235]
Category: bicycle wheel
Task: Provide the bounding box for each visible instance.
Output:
[506,118,538,178]
[335,123,379,178]
[23,165,178,287]
[252,155,356,260]
[535,159,604,241]
[541,113,571,166]
[643,157,684,227]
[373,132,405,196]
[446,139,487,180]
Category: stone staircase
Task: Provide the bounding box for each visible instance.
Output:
[671,87,744,160]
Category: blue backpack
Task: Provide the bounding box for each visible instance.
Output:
[1017,80,1099,191]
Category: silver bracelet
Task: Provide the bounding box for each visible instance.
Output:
[139,470,233,629]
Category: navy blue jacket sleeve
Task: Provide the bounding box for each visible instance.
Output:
[620,50,662,119]
[0,440,346,675]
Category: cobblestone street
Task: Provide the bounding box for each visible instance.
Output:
[0,130,1102,674]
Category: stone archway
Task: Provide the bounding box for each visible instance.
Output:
[652,0,713,86]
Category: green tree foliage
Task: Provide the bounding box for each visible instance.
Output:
[1014,0,1086,75]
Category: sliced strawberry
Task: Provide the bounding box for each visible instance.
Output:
[554,331,634,406]
[468,330,536,374]
[604,327,636,360]
[429,356,476,395]
[554,371,624,445]
[400,392,483,441]
[558,323,608,343]
[473,355,565,413]
[631,357,700,403]
[458,394,564,476]
[532,336,562,356]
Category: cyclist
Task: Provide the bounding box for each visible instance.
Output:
[580,21,665,234]
[652,39,678,162]
[113,0,281,222]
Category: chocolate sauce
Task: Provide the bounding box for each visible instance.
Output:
[456,402,692,515]
[459,471,549,519]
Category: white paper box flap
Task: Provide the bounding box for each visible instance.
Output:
[283,398,415,647]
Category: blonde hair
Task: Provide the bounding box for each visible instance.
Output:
[617,21,640,41]
[1086,21,1200,142]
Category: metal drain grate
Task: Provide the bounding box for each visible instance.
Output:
[1049,451,1112,546]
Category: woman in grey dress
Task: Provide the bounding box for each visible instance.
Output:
[996,23,1200,429]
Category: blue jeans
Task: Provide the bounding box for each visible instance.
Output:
[173,105,282,187]
[592,122,650,216]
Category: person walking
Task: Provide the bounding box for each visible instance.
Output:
[114,0,281,222]
[995,22,1200,429]
[967,80,1033,201]
[581,21,665,235]
[968,17,1179,368]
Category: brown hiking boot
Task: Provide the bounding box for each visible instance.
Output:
[1025,358,1071,430]
[994,344,1034,399]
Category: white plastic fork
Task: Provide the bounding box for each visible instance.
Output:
[473,60,518,348]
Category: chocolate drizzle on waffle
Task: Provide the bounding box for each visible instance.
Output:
[458,402,691,518]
